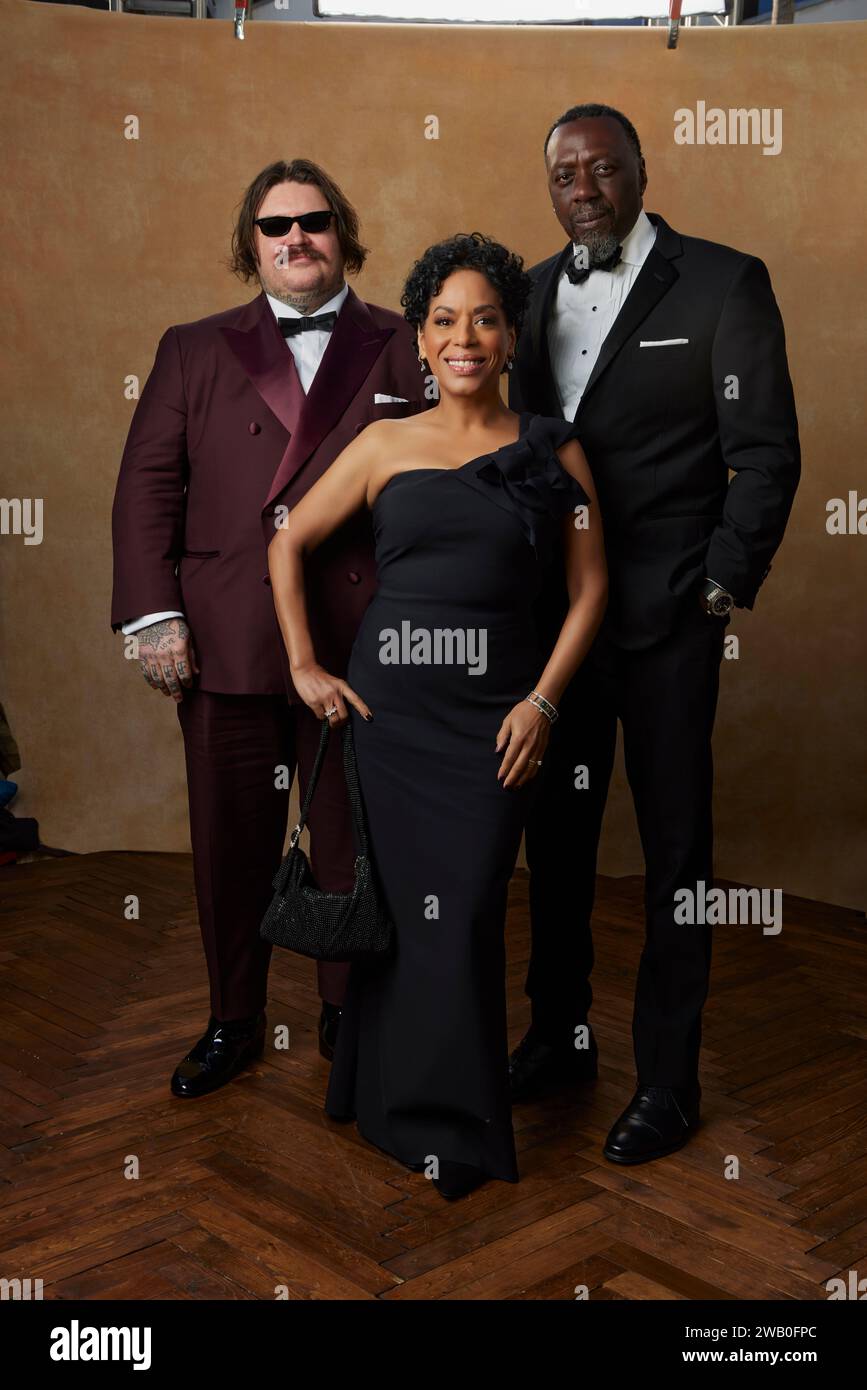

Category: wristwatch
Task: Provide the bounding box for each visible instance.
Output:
[699,577,735,617]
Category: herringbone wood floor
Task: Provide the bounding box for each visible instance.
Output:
[0,851,864,1300]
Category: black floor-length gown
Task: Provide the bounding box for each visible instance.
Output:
[325,412,590,1183]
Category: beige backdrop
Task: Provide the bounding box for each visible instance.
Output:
[2,3,865,909]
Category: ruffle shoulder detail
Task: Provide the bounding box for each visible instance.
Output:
[458,413,591,549]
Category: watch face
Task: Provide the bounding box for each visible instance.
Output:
[712,594,733,616]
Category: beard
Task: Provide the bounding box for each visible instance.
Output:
[570,202,619,265]
[572,226,620,266]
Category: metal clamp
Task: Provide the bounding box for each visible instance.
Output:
[668,0,683,49]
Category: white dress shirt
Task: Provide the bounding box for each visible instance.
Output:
[121,282,349,636]
[265,280,348,392]
[548,208,657,422]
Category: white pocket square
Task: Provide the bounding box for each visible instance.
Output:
[373,393,409,404]
[639,338,689,347]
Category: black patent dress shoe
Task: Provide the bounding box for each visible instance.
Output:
[170,1011,266,1098]
[432,1160,487,1200]
[508,1025,599,1103]
[318,1001,342,1061]
[603,1084,701,1165]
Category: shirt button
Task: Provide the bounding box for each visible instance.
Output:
[347,571,361,584]
[592,306,597,312]
[248,422,261,435]
[581,349,587,355]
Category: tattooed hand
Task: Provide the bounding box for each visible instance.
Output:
[135,619,199,701]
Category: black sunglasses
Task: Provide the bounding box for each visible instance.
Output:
[254,211,335,237]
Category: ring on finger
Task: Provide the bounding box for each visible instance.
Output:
[325,704,338,718]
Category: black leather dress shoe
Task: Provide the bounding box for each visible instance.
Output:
[603,1084,701,1165]
[318,1001,342,1061]
[170,1012,266,1098]
[432,1161,487,1200]
[508,1025,599,1103]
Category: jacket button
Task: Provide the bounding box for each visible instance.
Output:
[249,421,261,435]
[347,571,361,584]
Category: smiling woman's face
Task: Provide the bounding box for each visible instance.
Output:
[418,269,516,396]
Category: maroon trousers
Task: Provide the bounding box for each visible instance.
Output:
[176,688,352,1020]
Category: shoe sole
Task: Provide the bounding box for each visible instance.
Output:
[170,1038,265,1099]
[433,1177,487,1199]
[602,1126,697,1166]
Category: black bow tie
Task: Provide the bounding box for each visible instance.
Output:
[278,311,338,337]
[564,245,623,286]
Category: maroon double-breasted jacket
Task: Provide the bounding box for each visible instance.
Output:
[111,285,430,695]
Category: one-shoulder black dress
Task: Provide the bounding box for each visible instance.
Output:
[325,412,590,1184]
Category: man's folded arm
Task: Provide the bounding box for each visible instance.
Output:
[111,326,190,631]
[705,256,801,608]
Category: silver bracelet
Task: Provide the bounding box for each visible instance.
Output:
[525,690,559,724]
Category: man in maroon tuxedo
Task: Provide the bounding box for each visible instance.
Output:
[111,159,429,1097]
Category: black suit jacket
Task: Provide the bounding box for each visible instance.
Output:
[509,212,800,650]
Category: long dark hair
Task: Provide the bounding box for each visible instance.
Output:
[228,158,369,283]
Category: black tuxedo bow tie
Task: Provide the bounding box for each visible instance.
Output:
[564,245,623,286]
[278,311,338,337]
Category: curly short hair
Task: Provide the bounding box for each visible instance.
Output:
[400,232,533,342]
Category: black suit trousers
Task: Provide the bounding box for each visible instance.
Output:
[176,691,352,1021]
[524,612,727,1087]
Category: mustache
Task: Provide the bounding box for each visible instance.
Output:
[571,202,613,221]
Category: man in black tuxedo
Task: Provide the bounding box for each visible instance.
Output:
[508,103,800,1163]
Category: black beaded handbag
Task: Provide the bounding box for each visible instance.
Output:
[259,717,394,961]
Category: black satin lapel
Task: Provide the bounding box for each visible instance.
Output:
[574,247,679,418]
[529,246,572,417]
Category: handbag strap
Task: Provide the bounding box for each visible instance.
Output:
[289,716,370,855]
[340,719,370,856]
[290,717,331,847]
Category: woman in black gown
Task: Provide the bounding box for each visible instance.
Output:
[268,233,607,1199]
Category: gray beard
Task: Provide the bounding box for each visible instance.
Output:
[574,228,621,265]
